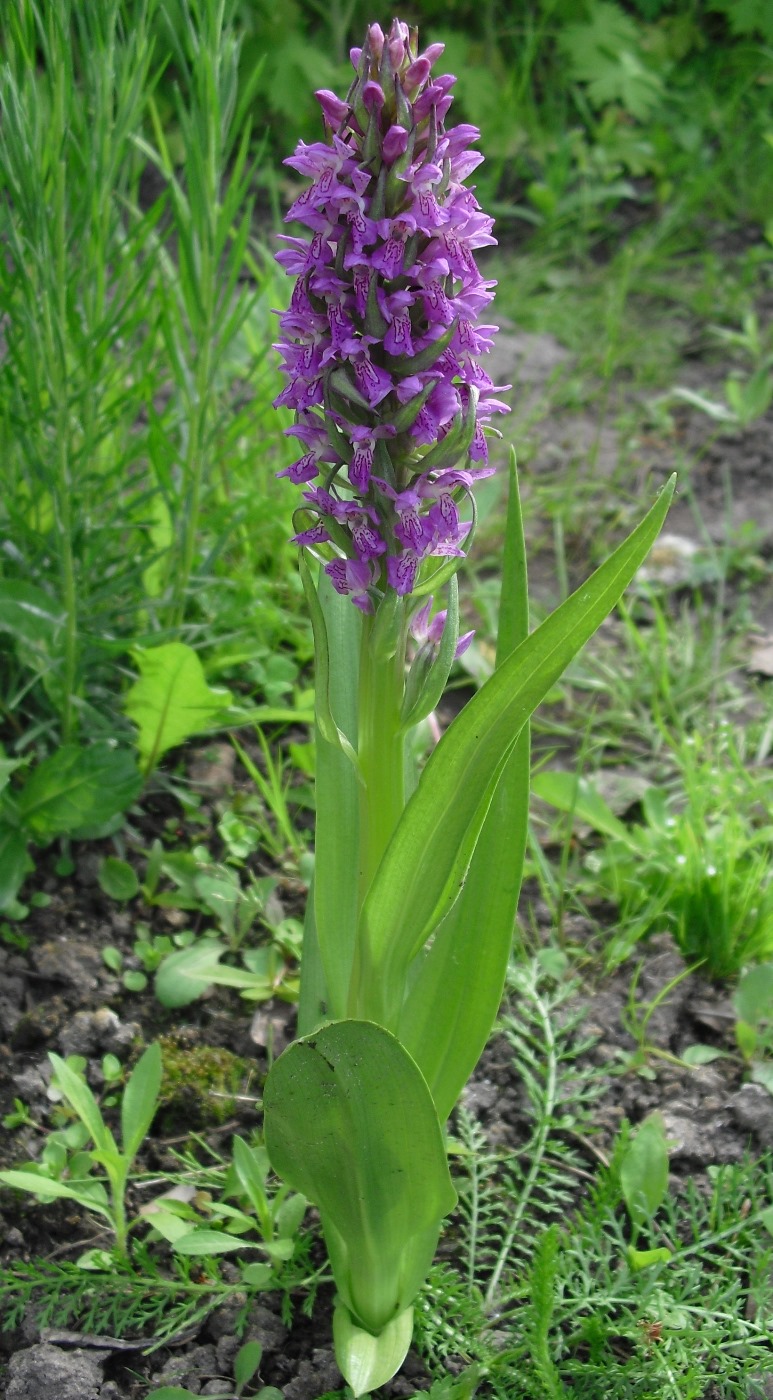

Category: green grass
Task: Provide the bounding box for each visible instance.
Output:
[0,0,305,756]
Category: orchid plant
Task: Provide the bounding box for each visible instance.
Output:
[262,20,674,1395]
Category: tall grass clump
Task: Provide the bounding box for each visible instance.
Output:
[0,0,302,757]
[0,0,161,746]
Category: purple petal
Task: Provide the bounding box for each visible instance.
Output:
[387,553,420,596]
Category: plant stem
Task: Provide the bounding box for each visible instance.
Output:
[356,612,408,909]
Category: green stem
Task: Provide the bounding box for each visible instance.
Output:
[348,607,408,1020]
[356,612,408,906]
[52,157,78,743]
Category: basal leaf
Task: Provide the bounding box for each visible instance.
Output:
[18,746,143,841]
[620,1111,669,1240]
[153,940,228,1008]
[125,642,233,772]
[121,1042,162,1161]
[0,1171,113,1219]
[173,1230,265,1255]
[531,770,631,843]
[0,824,33,912]
[48,1053,116,1157]
[0,581,65,649]
[303,570,361,1027]
[264,1020,456,1334]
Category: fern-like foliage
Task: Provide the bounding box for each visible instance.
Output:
[454,959,602,1307]
[416,960,773,1399]
[0,1232,318,1351]
[0,1252,242,1349]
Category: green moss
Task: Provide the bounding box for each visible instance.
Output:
[157,1032,250,1131]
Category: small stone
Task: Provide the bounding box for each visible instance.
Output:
[205,1296,248,1342]
[58,1011,101,1057]
[189,742,236,795]
[0,997,23,1038]
[461,1078,498,1114]
[245,1302,289,1354]
[58,1009,140,1059]
[730,1084,773,1149]
[661,1111,740,1164]
[6,1343,103,1400]
[75,851,102,887]
[12,1066,48,1099]
[636,533,701,587]
[11,999,69,1048]
[33,940,103,991]
[215,1335,240,1374]
[282,1350,340,1400]
[181,1344,218,1391]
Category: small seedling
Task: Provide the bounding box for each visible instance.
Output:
[618,1113,673,1270]
[733,962,773,1096]
[141,1134,306,1270]
[146,1339,283,1400]
[0,1043,162,1255]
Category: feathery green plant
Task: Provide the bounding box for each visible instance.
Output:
[0,0,161,744]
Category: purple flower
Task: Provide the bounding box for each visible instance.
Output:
[273,18,510,603]
[411,596,475,658]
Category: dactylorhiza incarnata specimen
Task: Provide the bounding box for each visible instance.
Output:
[273,18,510,610]
[264,18,674,1398]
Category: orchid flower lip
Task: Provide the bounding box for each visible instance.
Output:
[273,17,511,603]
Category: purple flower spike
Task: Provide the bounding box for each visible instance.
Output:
[273,18,510,603]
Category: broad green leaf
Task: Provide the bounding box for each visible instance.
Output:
[0,825,33,912]
[356,477,675,1024]
[232,1135,270,1232]
[172,1229,265,1255]
[733,963,773,1027]
[302,569,361,1028]
[751,1062,773,1095]
[0,581,64,649]
[241,1263,273,1287]
[145,1388,200,1400]
[620,1112,669,1240]
[125,642,233,772]
[399,452,530,1120]
[264,1020,456,1334]
[234,1339,263,1393]
[274,1192,306,1239]
[681,1044,728,1067]
[145,1209,197,1245]
[531,770,631,843]
[98,856,140,902]
[0,1171,112,1220]
[0,749,25,796]
[48,1053,116,1157]
[154,940,228,1007]
[18,745,143,841]
[333,1301,414,1399]
[626,1245,673,1271]
[121,1043,162,1161]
